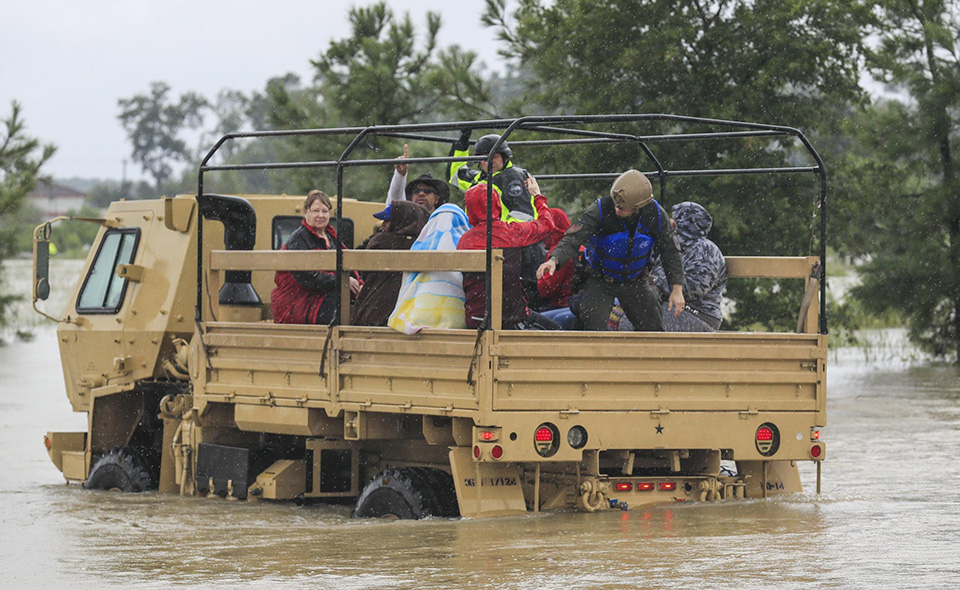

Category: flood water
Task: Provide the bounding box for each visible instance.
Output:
[2,259,959,588]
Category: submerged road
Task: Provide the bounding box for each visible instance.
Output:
[1,259,958,588]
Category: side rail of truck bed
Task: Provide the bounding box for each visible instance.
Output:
[196,251,825,438]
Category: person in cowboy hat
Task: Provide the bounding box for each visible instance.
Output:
[384,144,450,214]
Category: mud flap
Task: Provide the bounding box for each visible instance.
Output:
[737,460,803,498]
[158,414,181,494]
[448,447,527,518]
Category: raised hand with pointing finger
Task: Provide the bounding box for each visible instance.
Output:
[395,144,409,177]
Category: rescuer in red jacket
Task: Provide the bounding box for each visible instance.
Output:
[457,177,560,330]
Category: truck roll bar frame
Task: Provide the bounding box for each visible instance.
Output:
[194,114,827,335]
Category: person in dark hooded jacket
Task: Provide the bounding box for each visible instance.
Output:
[352,201,430,326]
[457,177,559,330]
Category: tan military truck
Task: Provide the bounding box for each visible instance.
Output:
[36,115,827,518]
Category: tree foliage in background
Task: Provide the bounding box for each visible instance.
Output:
[842,0,960,362]
[117,81,208,192]
[313,3,442,125]
[0,101,55,337]
[99,0,960,357]
[483,0,872,329]
[257,2,497,197]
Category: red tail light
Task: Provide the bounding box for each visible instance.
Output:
[755,423,780,456]
[491,445,503,459]
[615,482,632,492]
[659,482,677,491]
[637,482,654,492]
[810,445,822,459]
[534,423,560,457]
[44,435,51,450]
[473,445,481,459]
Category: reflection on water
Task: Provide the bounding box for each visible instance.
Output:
[2,258,959,587]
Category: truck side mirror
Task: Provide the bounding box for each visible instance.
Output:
[33,222,52,302]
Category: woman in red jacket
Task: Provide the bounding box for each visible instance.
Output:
[456,177,560,330]
[272,190,361,324]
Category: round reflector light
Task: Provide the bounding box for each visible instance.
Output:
[567,425,588,449]
[491,445,503,460]
[473,445,481,459]
[810,445,822,459]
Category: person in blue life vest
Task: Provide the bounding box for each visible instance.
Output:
[536,170,686,331]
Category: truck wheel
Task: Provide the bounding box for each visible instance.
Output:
[84,448,156,492]
[353,468,458,519]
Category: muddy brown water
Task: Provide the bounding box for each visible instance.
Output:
[2,260,959,588]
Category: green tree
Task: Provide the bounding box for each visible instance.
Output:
[483,0,873,329]
[312,3,442,125]
[198,89,252,161]
[0,101,55,337]
[257,4,496,198]
[848,0,960,361]
[118,81,208,192]
[49,205,103,258]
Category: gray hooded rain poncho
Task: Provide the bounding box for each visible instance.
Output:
[651,201,726,330]
[614,201,726,332]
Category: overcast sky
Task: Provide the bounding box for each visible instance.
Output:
[1,1,504,183]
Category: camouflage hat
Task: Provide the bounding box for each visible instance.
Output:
[610,169,653,211]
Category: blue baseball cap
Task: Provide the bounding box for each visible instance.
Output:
[373,203,392,220]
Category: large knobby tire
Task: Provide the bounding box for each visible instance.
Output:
[353,467,459,519]
[84,448,156,492]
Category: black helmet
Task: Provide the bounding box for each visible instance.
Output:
[473,134,513,160]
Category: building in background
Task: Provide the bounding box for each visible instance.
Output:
[26,181,87,219]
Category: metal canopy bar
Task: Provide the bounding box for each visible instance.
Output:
[203,160,821,179]
[375,131,470,144]
[198,114,808,170]
[667,166,820,178]
[201,155,486,174]
[538,167,819,181]
[638,130,788,142]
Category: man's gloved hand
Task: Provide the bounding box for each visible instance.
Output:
[452,129,472,152]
